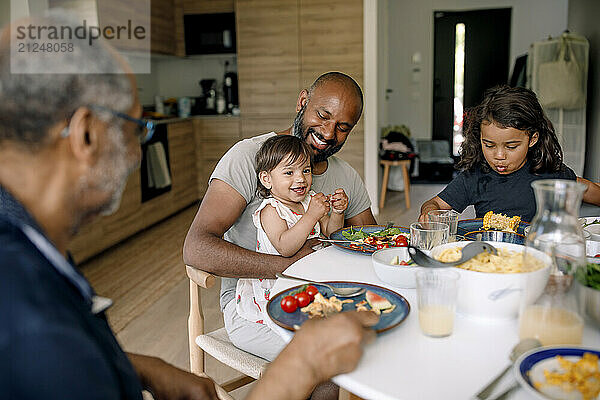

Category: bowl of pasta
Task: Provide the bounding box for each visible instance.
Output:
[431,241,551,320]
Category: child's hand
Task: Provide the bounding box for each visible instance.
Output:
[329,189,348,214]
[307,192,330,220]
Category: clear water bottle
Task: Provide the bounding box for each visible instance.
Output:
[518,179,587,345]
[216,91,226,114]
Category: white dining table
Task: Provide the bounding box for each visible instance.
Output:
[269,245,600,400]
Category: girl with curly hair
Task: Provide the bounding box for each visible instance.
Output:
[419,85,600,222]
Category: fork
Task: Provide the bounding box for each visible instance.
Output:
[276,273,366,297]
[317,238,377,248]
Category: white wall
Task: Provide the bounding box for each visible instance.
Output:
[134,59,160,106]
[134,54,237,106]
[568,0,600,181]
[155,55,237,101]
[384,0,568,140]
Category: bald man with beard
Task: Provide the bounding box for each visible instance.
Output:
[184,72,377,399]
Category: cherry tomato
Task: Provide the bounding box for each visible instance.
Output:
[377,243,390,250]
[394,236,408,247]
[398,261,409,266]
[305,285,319,301]
[280,295,298,313]
[595,254,600,258]
[294,292,311,308]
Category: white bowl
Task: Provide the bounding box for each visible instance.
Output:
[587,236,600,257]
[430,242,551,320]
[586,224,600,241]
[577,256,600,327]
[371,247,419,288]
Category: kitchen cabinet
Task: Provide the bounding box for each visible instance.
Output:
[150,0,177,55]
[299,0,364,178]
[174,0,186,57]
[183,0,234,14]
[299,0,363,88]
[70,121,197,263]
[95,0,180,55]
[236,0,301,117]
[193,117,241,197]
[240,116,291,139]
[235,0,365,178]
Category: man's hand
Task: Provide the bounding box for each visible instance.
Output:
[128,354,218,400]
[296,311,378,382]
[247,311,379,400]
[329,188,348,214]
[307,192,331,220]
[419,196,452,223]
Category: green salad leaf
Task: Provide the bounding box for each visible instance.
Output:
[288,285,308,296]
[341,226,407,241]
[374,227,402,237]
[341,226,369,240]
[575,262,600,291]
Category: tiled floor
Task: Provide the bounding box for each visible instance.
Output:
[109,184,476,399]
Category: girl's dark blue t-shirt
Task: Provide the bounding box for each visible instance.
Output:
[437,161,576,222]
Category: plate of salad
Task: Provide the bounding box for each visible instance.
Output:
[329,225,410,254]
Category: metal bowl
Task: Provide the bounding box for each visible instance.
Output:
[463,230,526,245]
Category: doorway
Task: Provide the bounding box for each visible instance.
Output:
[432,8,511,156]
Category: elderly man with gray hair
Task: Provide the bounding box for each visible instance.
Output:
[0,14,378,400]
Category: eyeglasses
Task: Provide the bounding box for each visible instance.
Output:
[61,105,155,144]
[89,105,155,144]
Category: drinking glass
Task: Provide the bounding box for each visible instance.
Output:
[410,222,449,250]
[428,210,459,242]
[416,270,460,337]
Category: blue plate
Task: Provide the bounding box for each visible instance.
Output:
[329,225,410,255]
[515,346,600,400]
[457,218,530,236]
[267,281,410,333]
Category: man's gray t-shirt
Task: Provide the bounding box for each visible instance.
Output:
[210,132,372,309]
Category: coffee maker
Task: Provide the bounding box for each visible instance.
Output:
[223,61,238,114]
[195,79,217,115]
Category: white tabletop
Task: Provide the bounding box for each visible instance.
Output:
[269,246,600,400]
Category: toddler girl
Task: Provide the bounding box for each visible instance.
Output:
[419,85,599,222]
[236,135,348,324]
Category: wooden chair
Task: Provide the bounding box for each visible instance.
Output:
[379,159,411,210]
[186,265,269,395]
[186,264,364,400]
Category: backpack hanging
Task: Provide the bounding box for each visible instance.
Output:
[538,38,585,109]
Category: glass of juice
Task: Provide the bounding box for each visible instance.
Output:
[519,275,584,345]
[416,269,460,337]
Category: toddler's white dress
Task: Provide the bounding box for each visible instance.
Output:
[235,191,320,324]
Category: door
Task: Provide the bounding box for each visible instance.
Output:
[433,8,511,155]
